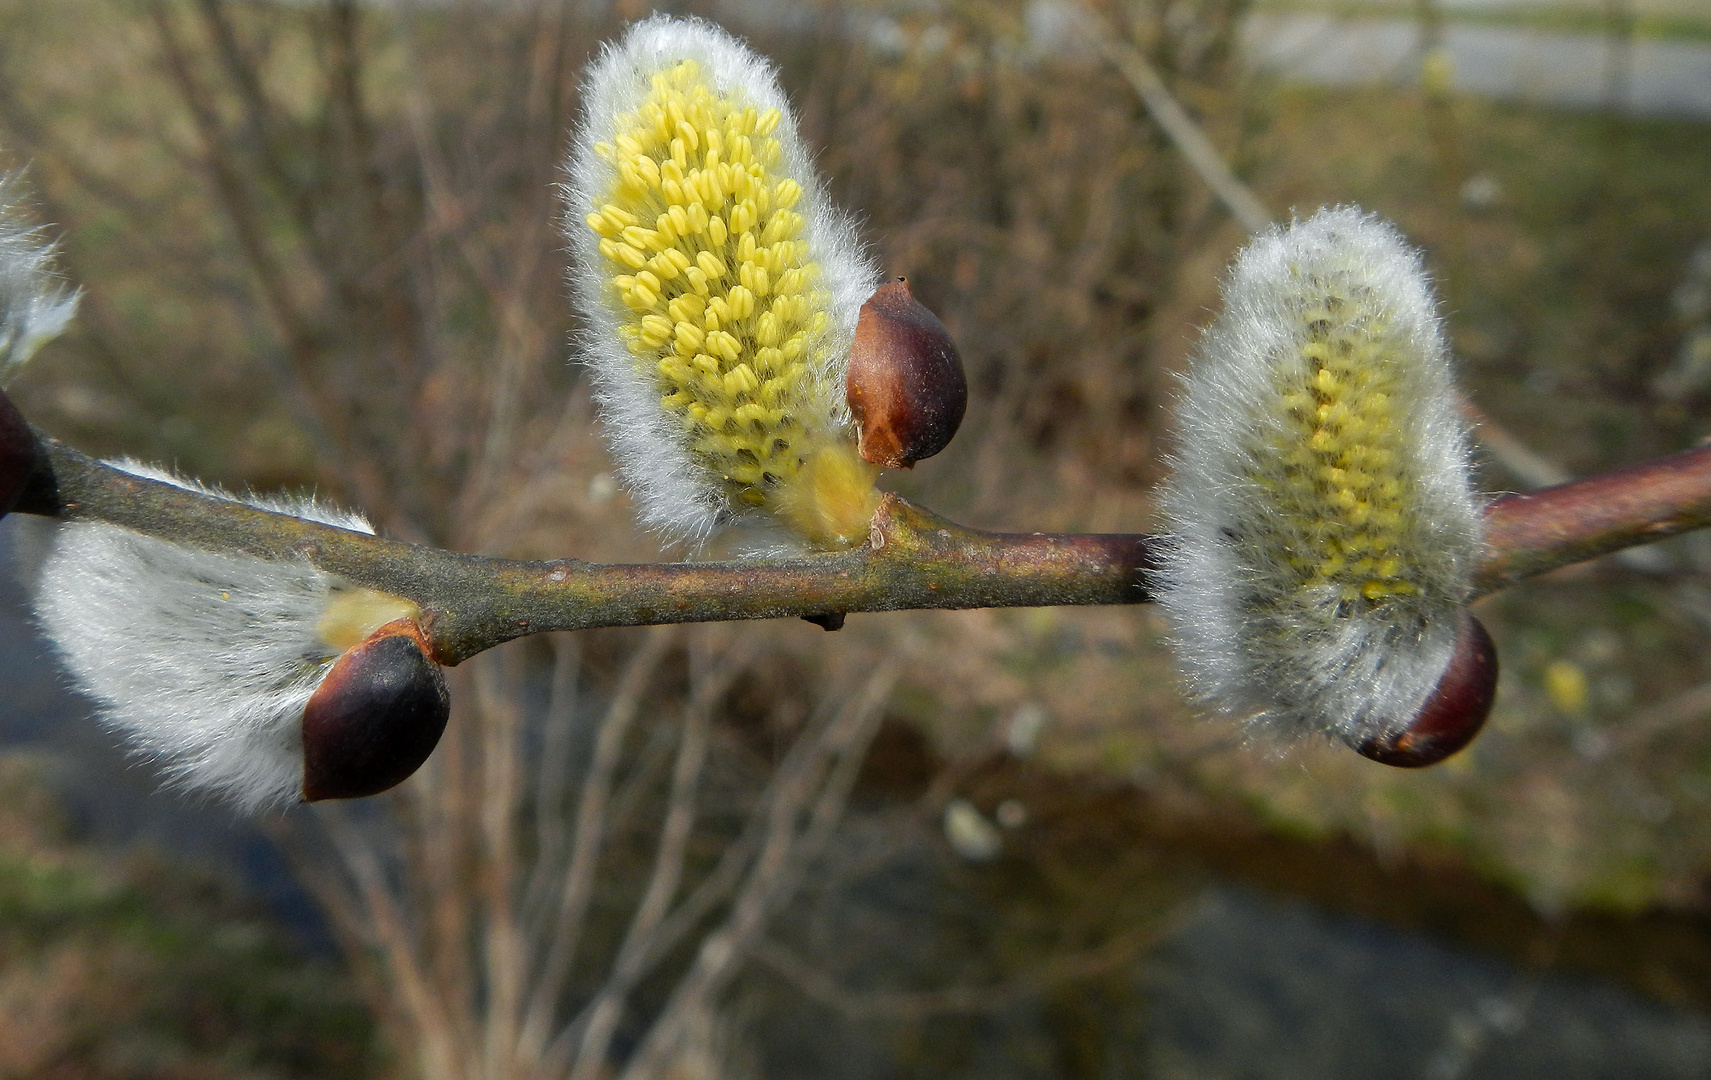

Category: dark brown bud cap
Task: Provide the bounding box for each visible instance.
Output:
[846,279,967,469]
[302,618,450,802]
[0,387,37,519]
[1355,609,1498,768]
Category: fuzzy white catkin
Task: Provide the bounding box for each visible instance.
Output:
[0,173,78,387]
[564,15,879,547]
[1157,207,1483,747]
[32,462,373,812]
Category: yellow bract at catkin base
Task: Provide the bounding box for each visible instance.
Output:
[584,58,877,548]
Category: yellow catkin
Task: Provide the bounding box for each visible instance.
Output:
[1270,288,1420,606]
[316,588,421,653]
[588,59,876,547]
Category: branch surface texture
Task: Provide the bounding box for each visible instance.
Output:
[21,435,1711,666]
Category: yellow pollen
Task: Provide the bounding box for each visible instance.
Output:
[589,58,875,546]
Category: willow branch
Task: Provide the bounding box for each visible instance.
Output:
[18,433,1711,665]
[1473,443,1711,594]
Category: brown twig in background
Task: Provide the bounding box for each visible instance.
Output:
[513,626,676,1061]
[1092,28,1273,234]
[563,634,752,1080]
[616,663,898,1080]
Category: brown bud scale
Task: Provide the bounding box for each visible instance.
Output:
[846,279,967,469]
[302,618,450,802]
[1355,609,1498,768]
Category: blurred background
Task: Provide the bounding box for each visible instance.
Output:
[2,0,1711,1076]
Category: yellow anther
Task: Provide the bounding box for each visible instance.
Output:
[667,294,705,323]
[726,285,754,321]
[729,200,754,235]
[697,250,727,279]
[708,330,742,363]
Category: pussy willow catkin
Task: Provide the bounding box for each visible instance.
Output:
[31,462,424,811]
[566,16,880,549]
[1158,207,1484,751]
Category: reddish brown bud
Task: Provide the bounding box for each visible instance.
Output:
[302,618,449,802]
[1355,609,1498,768]
[846,279,967,469]
[0,387,37,519]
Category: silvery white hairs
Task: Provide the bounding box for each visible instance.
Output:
[0,173,77,388]
[1157,207,1487,758]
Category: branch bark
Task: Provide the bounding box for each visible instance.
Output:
[17,430,1711,666]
